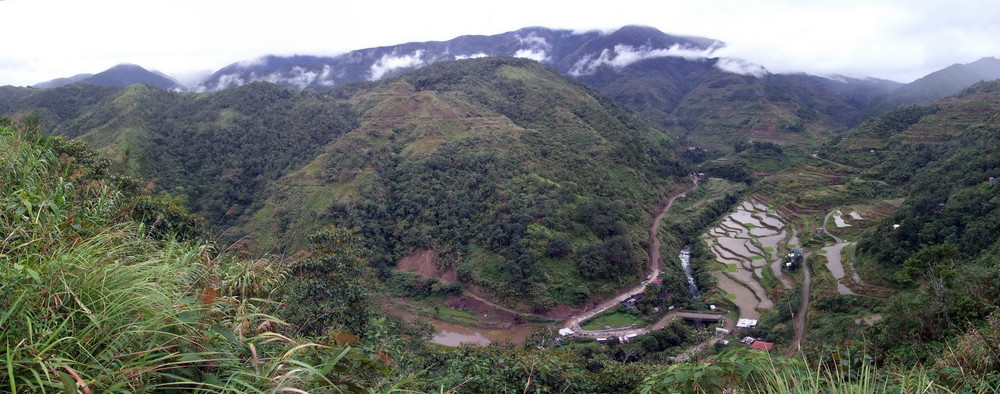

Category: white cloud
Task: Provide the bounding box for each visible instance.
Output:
[515,32,550,49]
[215,73,246,90]
[237,56,268,69]
[513,49,549,63]
[454,53,488,60]
[317,65,336,86]
[511,32,551,62]
[568,44,720,76]
[369,50,426,80]
[714,58,769,78]
[263,66,319,90]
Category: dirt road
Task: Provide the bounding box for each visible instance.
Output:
[786,259,810,357]
[562,176,698,337]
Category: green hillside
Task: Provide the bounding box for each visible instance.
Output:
[245,58,688,310]
[5,116,991,394]
[821,80,1000,366]
[578,58,849,151]
[3,82,358,231]
[2,58,691,310]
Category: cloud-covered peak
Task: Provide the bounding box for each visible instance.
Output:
[569,43,720,76]
[369,50,426,80]
[512,32,551,63]
[237,56,269,69]
[715,58,769,78]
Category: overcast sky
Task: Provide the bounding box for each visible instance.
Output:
[2,0,999,87]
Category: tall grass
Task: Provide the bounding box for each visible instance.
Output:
[2,123,208,391]
[637,349,962,394]
[1,122,380,392]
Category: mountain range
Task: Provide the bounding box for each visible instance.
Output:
[24,25,999,150]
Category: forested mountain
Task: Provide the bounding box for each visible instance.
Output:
[862,57,1000,116]
[573,56,893,149]
[1,57,692,310]
[192,25,903,149]
[1,82,357,231]
[26,26,1000,153]
[194,25,722,92]
[30,73,92,88]
[33,63,185,91]
[5,24,1000,393]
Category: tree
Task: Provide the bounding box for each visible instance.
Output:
[282,226,377,336]
[896,243,958,299]
[547,237,570,257]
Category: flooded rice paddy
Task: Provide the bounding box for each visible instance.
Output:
[703,199,791,319]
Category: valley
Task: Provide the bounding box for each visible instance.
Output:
[3,24,1000,393]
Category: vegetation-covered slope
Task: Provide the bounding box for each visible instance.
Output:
[2,58,691,310]
[3,82,358,230]
[248,58,690,310]
[577,57,862,151]
[822,80,1000,365]
[0,119,395,392]
[6,116,993,394]
[33,63,185,90]
[862,56,1000,117]
[5,66,1000,394]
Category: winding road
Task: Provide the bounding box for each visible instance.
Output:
[561,176,701,338]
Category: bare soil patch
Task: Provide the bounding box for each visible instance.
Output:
[397,248,457,282]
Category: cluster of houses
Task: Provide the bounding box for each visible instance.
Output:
[620,277,665,309]
[595,333,639,343]
[739,336,775,350]
[713,319,774,351]
[782,249,804,270]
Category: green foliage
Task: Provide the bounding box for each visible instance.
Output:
[0,122,391,392]
[895,243,958,287]
[700,160,753,184]
[282,226,377,336]
[5,81,359,234]
[638,349,957,393]
[386,271,462,299]
[334,58,683,306]
[854,104,941,139]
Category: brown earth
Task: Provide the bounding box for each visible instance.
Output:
[397,248,457,282]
